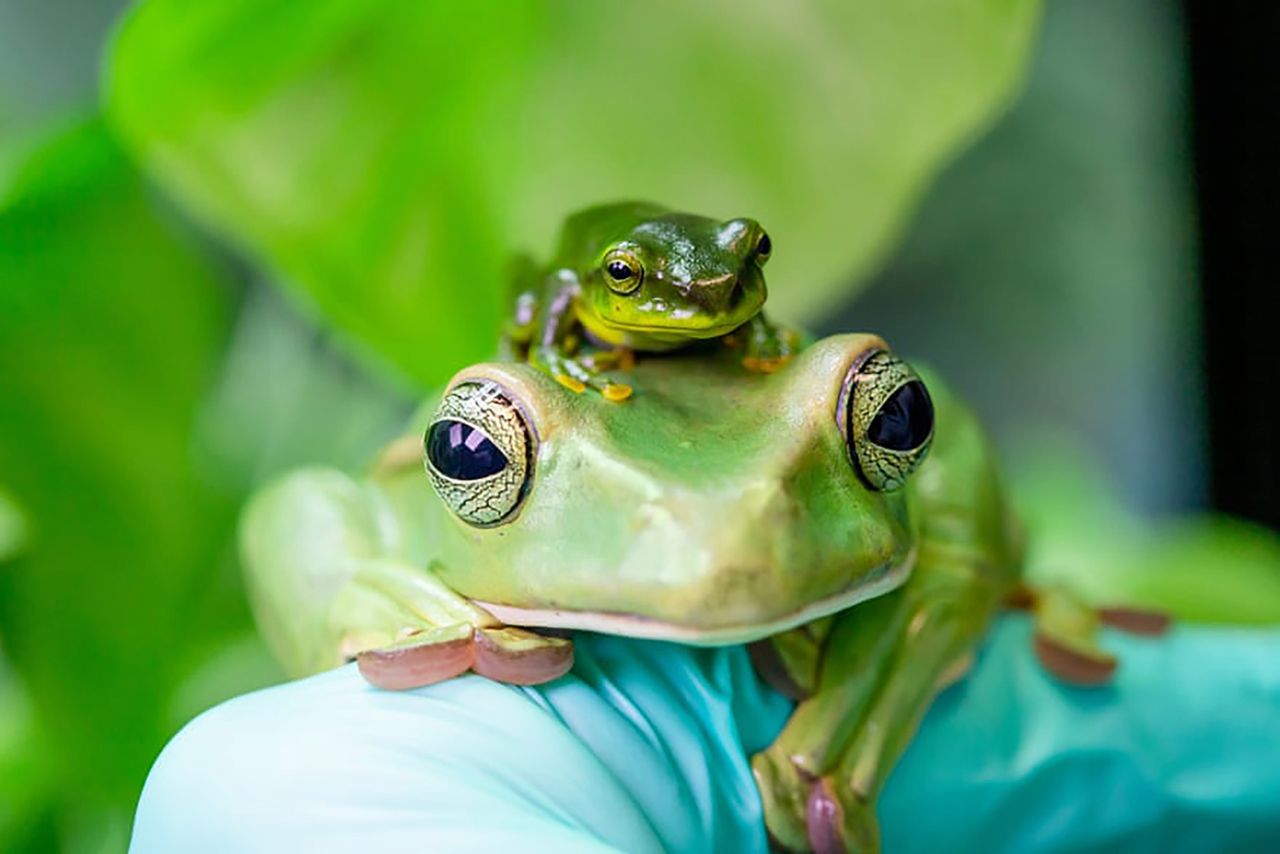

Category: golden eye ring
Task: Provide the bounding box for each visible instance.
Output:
[424,381,535,526]
[755,230,772,265]
[602,249,643,294]
[841,350,935,491]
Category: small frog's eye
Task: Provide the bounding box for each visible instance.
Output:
[424,381,534,526]
[602,249,643,294]
[841,350,934,491]
[754,231,772,265]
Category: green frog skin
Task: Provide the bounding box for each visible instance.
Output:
[243,333,1147,852]
[502,201,801,401]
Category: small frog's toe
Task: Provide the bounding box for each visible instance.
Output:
[742,354,793,374]
[1099,605,1171,636]
[356,623,475,690]
[601,381,633,402]
[1032,631,1117,686]
[472,626,573,685]
[581,369,632,402]
[555,373,588,394]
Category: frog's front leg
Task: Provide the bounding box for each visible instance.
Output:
[241,468,572,690]
[499,253,542,362]
[740,312,803,373]
[753,553,1002,853]
[529,272,633,401]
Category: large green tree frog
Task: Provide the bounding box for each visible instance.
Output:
[241,211,1154,852]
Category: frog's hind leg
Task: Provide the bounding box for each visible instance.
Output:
[740,312,804,373]
[1007,582,1170,686]
[753,557,1002,853]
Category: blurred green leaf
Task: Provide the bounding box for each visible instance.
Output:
[107,0,1041,387]
[1015,441,1280,624]
[0,488,25,563]
[0,648,54,853]
[0,119,248,836]
[197,284,412,494]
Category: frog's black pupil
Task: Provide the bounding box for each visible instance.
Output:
[426,420,508,480]
[867,381,934,451]
[607,260,633,281]
[757,233,772,256]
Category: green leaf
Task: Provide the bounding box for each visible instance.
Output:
[107,0,1041,388]
[1015,442,1280,625]
[0,647,54,852]
[0,488,25,563]
[0,119,247,825]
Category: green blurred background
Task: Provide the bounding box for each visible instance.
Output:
[0,1,1276,851]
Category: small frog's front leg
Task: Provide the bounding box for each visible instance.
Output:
[499,253,542,362]
[529,271,633,401]
[753,553,1003,853]
[740,312,804,373]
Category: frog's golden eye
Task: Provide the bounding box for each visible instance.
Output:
[754,231,772,265]
[603,249,643,295]
[841,350,934,491]
[424,381,534,526]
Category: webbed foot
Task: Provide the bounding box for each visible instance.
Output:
[741,315,803,373]
[358,624,573,690]
[751,747,814,852]
[752,749,882,854]
[1008,583,1170,686]
[532,345,633,402]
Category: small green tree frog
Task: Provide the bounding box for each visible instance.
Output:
[503,201,801,401]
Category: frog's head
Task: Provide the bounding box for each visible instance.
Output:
[561,202,771,342]
[419,334,935,645]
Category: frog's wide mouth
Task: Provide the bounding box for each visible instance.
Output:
[474,550,915,646]
[587,312,755,339]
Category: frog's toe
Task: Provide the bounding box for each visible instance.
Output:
[356,623,475,690]
[751,748,812,852]
[357,624,574,689]
[807,778,879,854]
[1099,605,1171,636]
[742,354,793,374]
[601,381,633,402]
[472,626,574,685]
[1032,631,1117,686]
[554,373,588,394]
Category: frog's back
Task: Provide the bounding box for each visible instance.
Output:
[551,201,671,271]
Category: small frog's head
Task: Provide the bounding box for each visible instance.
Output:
[416,334,938,646]
[562,202,772,343]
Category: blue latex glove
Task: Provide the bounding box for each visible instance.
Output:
[131,616,1280,852]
